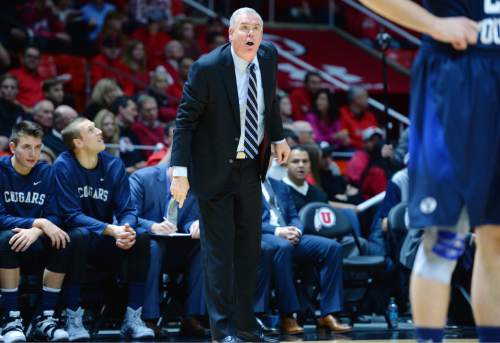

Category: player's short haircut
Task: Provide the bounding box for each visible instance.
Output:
[10,120,44,145]
[229,7,263,29]
[61,117,87,151]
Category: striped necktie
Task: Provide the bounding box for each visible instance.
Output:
[244,63,259,159]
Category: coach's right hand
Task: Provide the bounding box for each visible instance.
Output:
[170,176,189,208]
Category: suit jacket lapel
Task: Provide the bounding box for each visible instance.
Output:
[221,44,241,128]
[258,49,272,121]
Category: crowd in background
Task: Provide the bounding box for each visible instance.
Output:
[0,0,416,328]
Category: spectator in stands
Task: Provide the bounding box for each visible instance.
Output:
[121,40,150,95]
[146,120,175,166]
[94,109,120,157]
[31,99,54,133]
[0,121,73,343]
[21,0,71,52]
[111,96,145,173]
[293,120,316,145]
[290,71,322,120]
[178,56,194,86]
[160,40,184,104]
[9,46,46,109]
[172,18,202,60]
[131,95,164,158]
[200,16,225,53]
[84,78,123,119]
[43,105,78,157]
[305,88,350,148]
[346,127,388,200]
[42,78,65,107]
[302,143,323,187]
[131,10,171,70]
[260,176,351,334]
[0,74,29,151]
[283,146,329,212]
[90,35,127,88]
[381,126,409,172]
[340,86,379,150]
[146,66,176,122]
[98,11,126,41]
[54,117,154,341]
[40,145,57,164]
[80,0,116,41]
[129,0,172,27]
[278,92,294,128]
[318,143,362,206]
[129,161,208,337]
[205,32,227,53]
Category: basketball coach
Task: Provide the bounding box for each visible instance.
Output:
[170,7,290,342]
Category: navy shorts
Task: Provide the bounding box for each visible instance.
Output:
[409,45,500,228]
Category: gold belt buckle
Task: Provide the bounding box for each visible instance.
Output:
[236,151,247,160]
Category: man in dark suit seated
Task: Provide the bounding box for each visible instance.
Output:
[261,175,352,334]
[129,161,207,337]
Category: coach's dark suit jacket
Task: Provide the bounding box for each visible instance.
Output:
[171,41,284,198]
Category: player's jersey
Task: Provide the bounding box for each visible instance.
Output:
[53,150,137,234]
[0,156,60,230]
[423,0,500,52]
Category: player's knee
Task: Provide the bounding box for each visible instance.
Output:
[0,230,15,252]
[475,225,500,255]
[412,228,466,284]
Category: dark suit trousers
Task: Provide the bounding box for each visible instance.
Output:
[198,158,262,339]
[262,234,344,316]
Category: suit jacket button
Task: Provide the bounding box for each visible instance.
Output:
[234,137,239,142]
[229,159,234,164]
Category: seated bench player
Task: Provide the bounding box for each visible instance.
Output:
[0,121,72,343]
[53,117,154,341]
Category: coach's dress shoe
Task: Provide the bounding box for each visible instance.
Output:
[316,314,352,333]
[280,317,304,335]
[180,316,207,337]
[256,317,279,336]
[218,335,240,342]
[237,330,279,342]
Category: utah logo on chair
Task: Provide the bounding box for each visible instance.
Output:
[314,207,336,232]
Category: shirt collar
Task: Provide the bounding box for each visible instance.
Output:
[230,45,259,73]
[283,176,309,196]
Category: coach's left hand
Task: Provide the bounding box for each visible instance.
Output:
[273,141,290,165]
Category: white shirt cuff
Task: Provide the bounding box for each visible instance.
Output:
[189,220,199,234]
[274,227,280,236]
[172,166,188,177]
[271,138,286,144]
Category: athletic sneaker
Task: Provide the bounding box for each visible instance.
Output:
[32,310,69,342]
[1,311,25,343]
[120,307,154,339]
[65,308,90,341]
